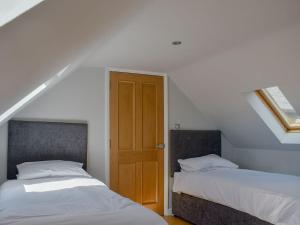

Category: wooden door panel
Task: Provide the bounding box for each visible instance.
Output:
[118,163,136,200]
[142,83,157,149]
[118,81,136,151]
[118,151,158,163]
[110,71,164,215]
[142,161,158,204]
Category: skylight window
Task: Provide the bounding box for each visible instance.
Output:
[0,0,44,27]
[256,87,300,132]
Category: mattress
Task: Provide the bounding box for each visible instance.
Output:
[173,168,300,225]
[0,177,167,225]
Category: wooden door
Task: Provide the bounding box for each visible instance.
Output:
[110,71,164,215]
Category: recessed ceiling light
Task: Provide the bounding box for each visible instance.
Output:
[172,41,182,46]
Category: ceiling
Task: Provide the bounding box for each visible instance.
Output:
[84,0,300,150]
[84,0,300,72]
[0,0,149,121]
[2,0,300,150]
[0,0,44,27]
[170,23,300,150]
[83,0,300,150]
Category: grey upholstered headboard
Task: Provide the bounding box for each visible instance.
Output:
[170,130,221,176]
[7,120,88,179]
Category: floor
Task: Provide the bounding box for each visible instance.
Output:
[164,216,192,225]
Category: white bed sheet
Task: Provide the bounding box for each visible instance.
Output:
[173,168,300,225]
[0,177,167,225]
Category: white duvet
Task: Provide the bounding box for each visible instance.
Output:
[173,168,300,225]
[0,177,167,225]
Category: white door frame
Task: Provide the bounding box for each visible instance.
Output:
[104,67,169,215]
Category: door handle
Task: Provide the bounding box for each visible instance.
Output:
[156,144,165,149]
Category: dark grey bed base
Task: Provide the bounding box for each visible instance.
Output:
[7,120,88,179]
[170,130,273,225]
[172,192,272,225]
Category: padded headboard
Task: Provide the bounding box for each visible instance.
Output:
[170,130,221,176]
[7,120,88,179]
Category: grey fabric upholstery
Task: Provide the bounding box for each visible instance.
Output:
[170,130,221,176]
[7,120,88,179]
[173,193,272,225]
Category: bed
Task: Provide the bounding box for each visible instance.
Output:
[0,120,166,225]
[170,130,300,225]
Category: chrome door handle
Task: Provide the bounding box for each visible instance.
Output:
[156,144,165,149]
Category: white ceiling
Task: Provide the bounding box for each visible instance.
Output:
[170,23,300,150]
[0,0,149,120]
[84,0,300,150]
[2,0,300,150]
[84,0,300,72]
[0,0,44,27]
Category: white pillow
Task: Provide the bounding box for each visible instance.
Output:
[17,160,91,180]
[178,154,238,172]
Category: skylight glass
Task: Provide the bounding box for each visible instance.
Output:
[256,86,300,131]
[0,0,44,27]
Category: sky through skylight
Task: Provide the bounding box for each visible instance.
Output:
[259,86,300,130]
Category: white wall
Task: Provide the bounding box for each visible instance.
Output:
[168,73,300,179]
[168,78,235,159]
[168,78,215,130]
[0,124,8,184]
[231,148,300,176]
[0,67,106,184]
[0,68,225,184]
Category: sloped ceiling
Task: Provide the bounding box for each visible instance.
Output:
[170,23,300,150]
[2,0,300,150]
[84,0,300,72]
[83,0,300,150]
[0,0,149,118]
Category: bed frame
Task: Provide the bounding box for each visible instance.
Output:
[7,120,88,179]
[170,130,272,225]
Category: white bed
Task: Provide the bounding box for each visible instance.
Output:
[173,168,300,225]
[0,176,167,225]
